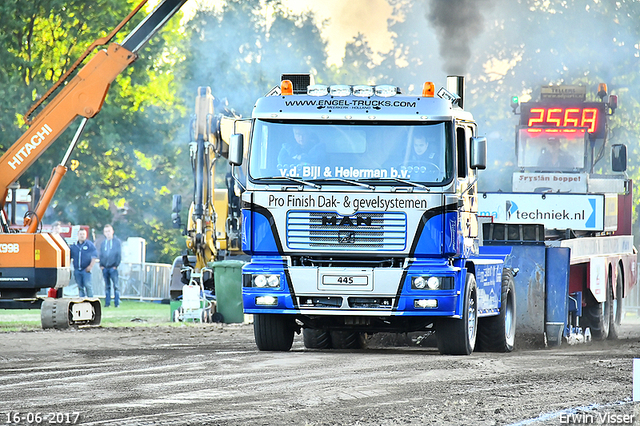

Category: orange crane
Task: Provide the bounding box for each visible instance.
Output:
[0,0,188,328]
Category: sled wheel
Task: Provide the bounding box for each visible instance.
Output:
[303,328,332,349]
[329,330,362,349]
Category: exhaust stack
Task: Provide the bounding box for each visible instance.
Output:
[446,76,465,109]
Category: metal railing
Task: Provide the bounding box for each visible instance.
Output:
[64,262,172,301]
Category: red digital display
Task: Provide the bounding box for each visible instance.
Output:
[528,107,598,132]
[521,103,606,138]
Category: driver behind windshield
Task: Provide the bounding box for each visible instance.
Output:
[404,132,441,179]
[537,137,576,170]
[277,126,326,167]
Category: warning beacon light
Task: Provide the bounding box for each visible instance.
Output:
[422,82,435,98]
[281,80,293,96]
[510,95,519,113]
[597,83,608,100]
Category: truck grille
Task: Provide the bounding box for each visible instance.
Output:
[286,211,406,251]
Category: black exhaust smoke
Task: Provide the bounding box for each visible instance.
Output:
[427,0,495,75]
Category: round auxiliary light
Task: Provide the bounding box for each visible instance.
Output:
[353,85,374,97]
[427,277,441,290]
[254,275,267,287]
[267,275,280,288]
[413,277,427,289]
[330,85,351,96]
[308,85,329,96]
[375,85,398,97]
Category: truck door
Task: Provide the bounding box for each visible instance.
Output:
[456,125,478,254]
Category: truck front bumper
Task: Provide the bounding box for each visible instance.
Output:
[242,258,465,318]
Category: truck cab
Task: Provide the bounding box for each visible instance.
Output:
[233,75,514,354]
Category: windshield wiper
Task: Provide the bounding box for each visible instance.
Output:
[258,176,322,189]
[364,177,430,191]
[322,178,374,190]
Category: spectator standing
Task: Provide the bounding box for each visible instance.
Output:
[100,224,122,308]
[69,228,97,298]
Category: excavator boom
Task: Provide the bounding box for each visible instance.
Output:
[0,0,188,329]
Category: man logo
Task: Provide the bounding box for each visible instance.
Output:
[338,231,356,244]
[322,215,372,227]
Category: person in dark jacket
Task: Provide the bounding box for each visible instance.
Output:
[69,228,97,298]
[100,224,122,308]
[277,126,326,166]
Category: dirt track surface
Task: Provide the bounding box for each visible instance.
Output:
[1,323,639,426]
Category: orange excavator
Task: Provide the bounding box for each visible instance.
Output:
[0,0,188,328]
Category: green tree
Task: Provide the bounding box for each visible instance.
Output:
[182,0,329,116]
[0,0,190,263]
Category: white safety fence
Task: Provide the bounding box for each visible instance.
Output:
[64,262,172,301]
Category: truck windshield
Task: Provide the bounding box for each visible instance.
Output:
[517,127,587,172]
[248,120,453,184]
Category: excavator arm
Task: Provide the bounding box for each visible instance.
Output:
[0,0,188,328]
[171,87,250,302]
[0,0,187,216]
[186,88,250,268]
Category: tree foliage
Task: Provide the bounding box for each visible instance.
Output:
[4,0,640,262]
[0,0,189,263]
[181,0,328,116]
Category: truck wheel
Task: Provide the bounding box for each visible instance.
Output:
[253,314,295,351]
[582,289,611,341]
[477,269,516,352]
[303,328,332,349]
[436,272,478,355]
[329,330,363,349]
[608,265,624,340]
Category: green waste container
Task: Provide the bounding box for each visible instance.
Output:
[213,260,245,323]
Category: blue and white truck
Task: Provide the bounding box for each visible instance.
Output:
[229,75,516,354]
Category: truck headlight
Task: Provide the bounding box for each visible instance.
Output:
[427,277,440,290]
[252,274,280,288]
[411,276,454,290]
[267,275,280,287]
[413,277,427,289]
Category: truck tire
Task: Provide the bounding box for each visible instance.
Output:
[303,328,332,349]
[608,264,624,340]
[477,269,516,352]
[253,314,295,351]
[582,287,611,341]
[329,330,363,349]
[436,272,478,355]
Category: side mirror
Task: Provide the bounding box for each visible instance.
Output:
[229,134,244,166]
[172,194,182,213]
[470,136,487,170]
[171,194,182,229]
[611,144,627,172]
